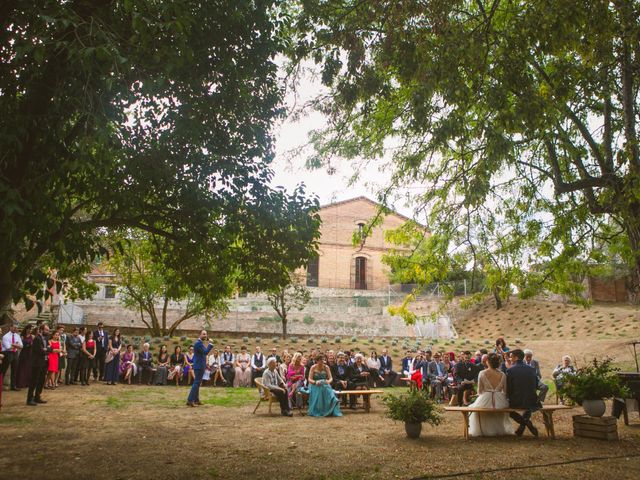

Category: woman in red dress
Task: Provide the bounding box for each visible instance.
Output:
[46,330,62,389]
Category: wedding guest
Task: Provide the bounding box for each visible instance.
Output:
[349,353,371,409]
[1,323,23,391]
[429,352,449,401]
[64,327,82,385]
[262,357,293,417]
[326,350,336,367]
[120,344,137,384]
[307,354,341,417]
[45,330,62,389]
[552,355,576,404]
[422,350,435,391]
[379,348,398,387]
[494,337,510,354]
[524,348,548,403]
[220,345,235,386]
[154,345,170,386]
[409,352,425,390]
[286,352,306,409]
[454,351,475,406]
[331,352,352,405]
[168,346,185,386]
[401,351,413,378]
[80,331,97,386]
[208,349,224,386]
[104,329,122,385]
[266,346,282,365]
[507,349,540,436]
[138,343,154,385]
[56,325,67,387]
[0,327,3,406]
[26,324,51,406]
[186,330,213,407]
[93,322,109,381]
[183,345,195,385]
[234,345,251,387]
[16,324,34,389]
[250,346,265,386]
[366,351,384,387]
[280,352,292,380]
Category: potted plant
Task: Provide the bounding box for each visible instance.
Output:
[383,390,443,438]
[559,358,629,417]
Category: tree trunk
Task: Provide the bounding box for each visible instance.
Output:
[282,316,287,339]
[624,215,640,305]
[0,265,15,325]
[493,289,503,309]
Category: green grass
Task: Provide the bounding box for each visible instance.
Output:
[0,415,32,425]
[200,388,257,407]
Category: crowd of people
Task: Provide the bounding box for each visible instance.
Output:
[1,321,577,426]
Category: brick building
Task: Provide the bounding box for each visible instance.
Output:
[305,196,415,290]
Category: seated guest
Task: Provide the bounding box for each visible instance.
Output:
[183,345,195,385]
[210,349,224,386]
[250,346,265,387]
[279,353,291,380]
[366,351,384,387]
[120,344,137,385]
[331,352,352,394]
[220,345,235,386]
[500,351,513,374]
[471,350,482,365]
[138,343,155,385]
[307,354,342,417]
[266,347,282,366]
[428,352,450,401]
[286,352,306,409]
[379,349,398,387]
[454,351,475,406]
[262,357,293,416]
[401,351,413,378]
[168,346,185,386]
[494,336,510,355]
[349,353,371,409]
[154,345,170,386]
[421,350,434,392]
[524,348,548,403]
[326,350,336,367]
[202,349,217,386]
[409,352,425,390]
[552,355,576,404]
[233,345,252,387]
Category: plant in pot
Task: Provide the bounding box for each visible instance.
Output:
[383,390,443,439]
[559,358,629,417]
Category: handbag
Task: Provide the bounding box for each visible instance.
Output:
[105,350,115,364]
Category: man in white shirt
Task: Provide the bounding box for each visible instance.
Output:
[1,323,24,391]
[250,346,265,387]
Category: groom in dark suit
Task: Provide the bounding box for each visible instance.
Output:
[506,349,541,436]
[186,330,213,407]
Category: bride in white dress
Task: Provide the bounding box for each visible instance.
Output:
[468,353,515,437]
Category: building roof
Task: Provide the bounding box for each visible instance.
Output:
[319,195,417,224]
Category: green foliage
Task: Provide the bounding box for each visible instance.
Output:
[291,0,640,309]
[560,358,630,404]
[290,336,298,343]
[303,315,315,325]
[0,0,320,322]
[255,337,262,344]
[334,336,341,343]
[242,336,249,343]
[383,391,443,425]
[320,336,328,343]
[267,272,312,338]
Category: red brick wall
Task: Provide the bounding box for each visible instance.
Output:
[588,276,629,302]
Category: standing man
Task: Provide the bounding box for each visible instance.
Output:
[27,324,51,406]
[65,327,82,385]
[93,322,109,381]
[1,323,23,391]
[186,330,213,407]
[507,349,540,436]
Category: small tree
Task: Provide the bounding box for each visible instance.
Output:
[107,232,229,337]
[267,273,311,339]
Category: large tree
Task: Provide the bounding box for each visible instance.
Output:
[266,272,311,338]
[0,0,319,321]
[292,0,640,304]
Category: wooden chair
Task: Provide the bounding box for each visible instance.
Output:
[253,378,275,414]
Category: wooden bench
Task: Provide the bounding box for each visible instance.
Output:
[445,405,571,439]
[334,389,384,412]
[400,377,418,391]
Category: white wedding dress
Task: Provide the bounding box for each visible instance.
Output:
[468,370,515,437]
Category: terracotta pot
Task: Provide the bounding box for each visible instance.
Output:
[404,422,422,439]
[582,399,606,417]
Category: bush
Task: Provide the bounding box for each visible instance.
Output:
[255,337,261,344]
[560,358,630,404]
[334,336,341,343]
[383,391,443,425]
[242,336,249,343]
[290,336,298,343]
[144,335,151,342]
[152,338,161,344]
[163,336,170,341]
[182,339,192,347]
[180,336,187,342]
[303,315,315,325]
[307,337,315,343]
[272,337,279,343]
[351,336,358,343]
[321,336,328,343]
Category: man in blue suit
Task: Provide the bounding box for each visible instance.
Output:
[187,330,213,407]
[507,349,541,436]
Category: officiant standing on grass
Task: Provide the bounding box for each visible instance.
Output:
[187,330,213,407]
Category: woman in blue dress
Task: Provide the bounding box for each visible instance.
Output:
[307,354,342,417]
[104,328,122,385]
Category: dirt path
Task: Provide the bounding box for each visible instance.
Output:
[1,384,639,480]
